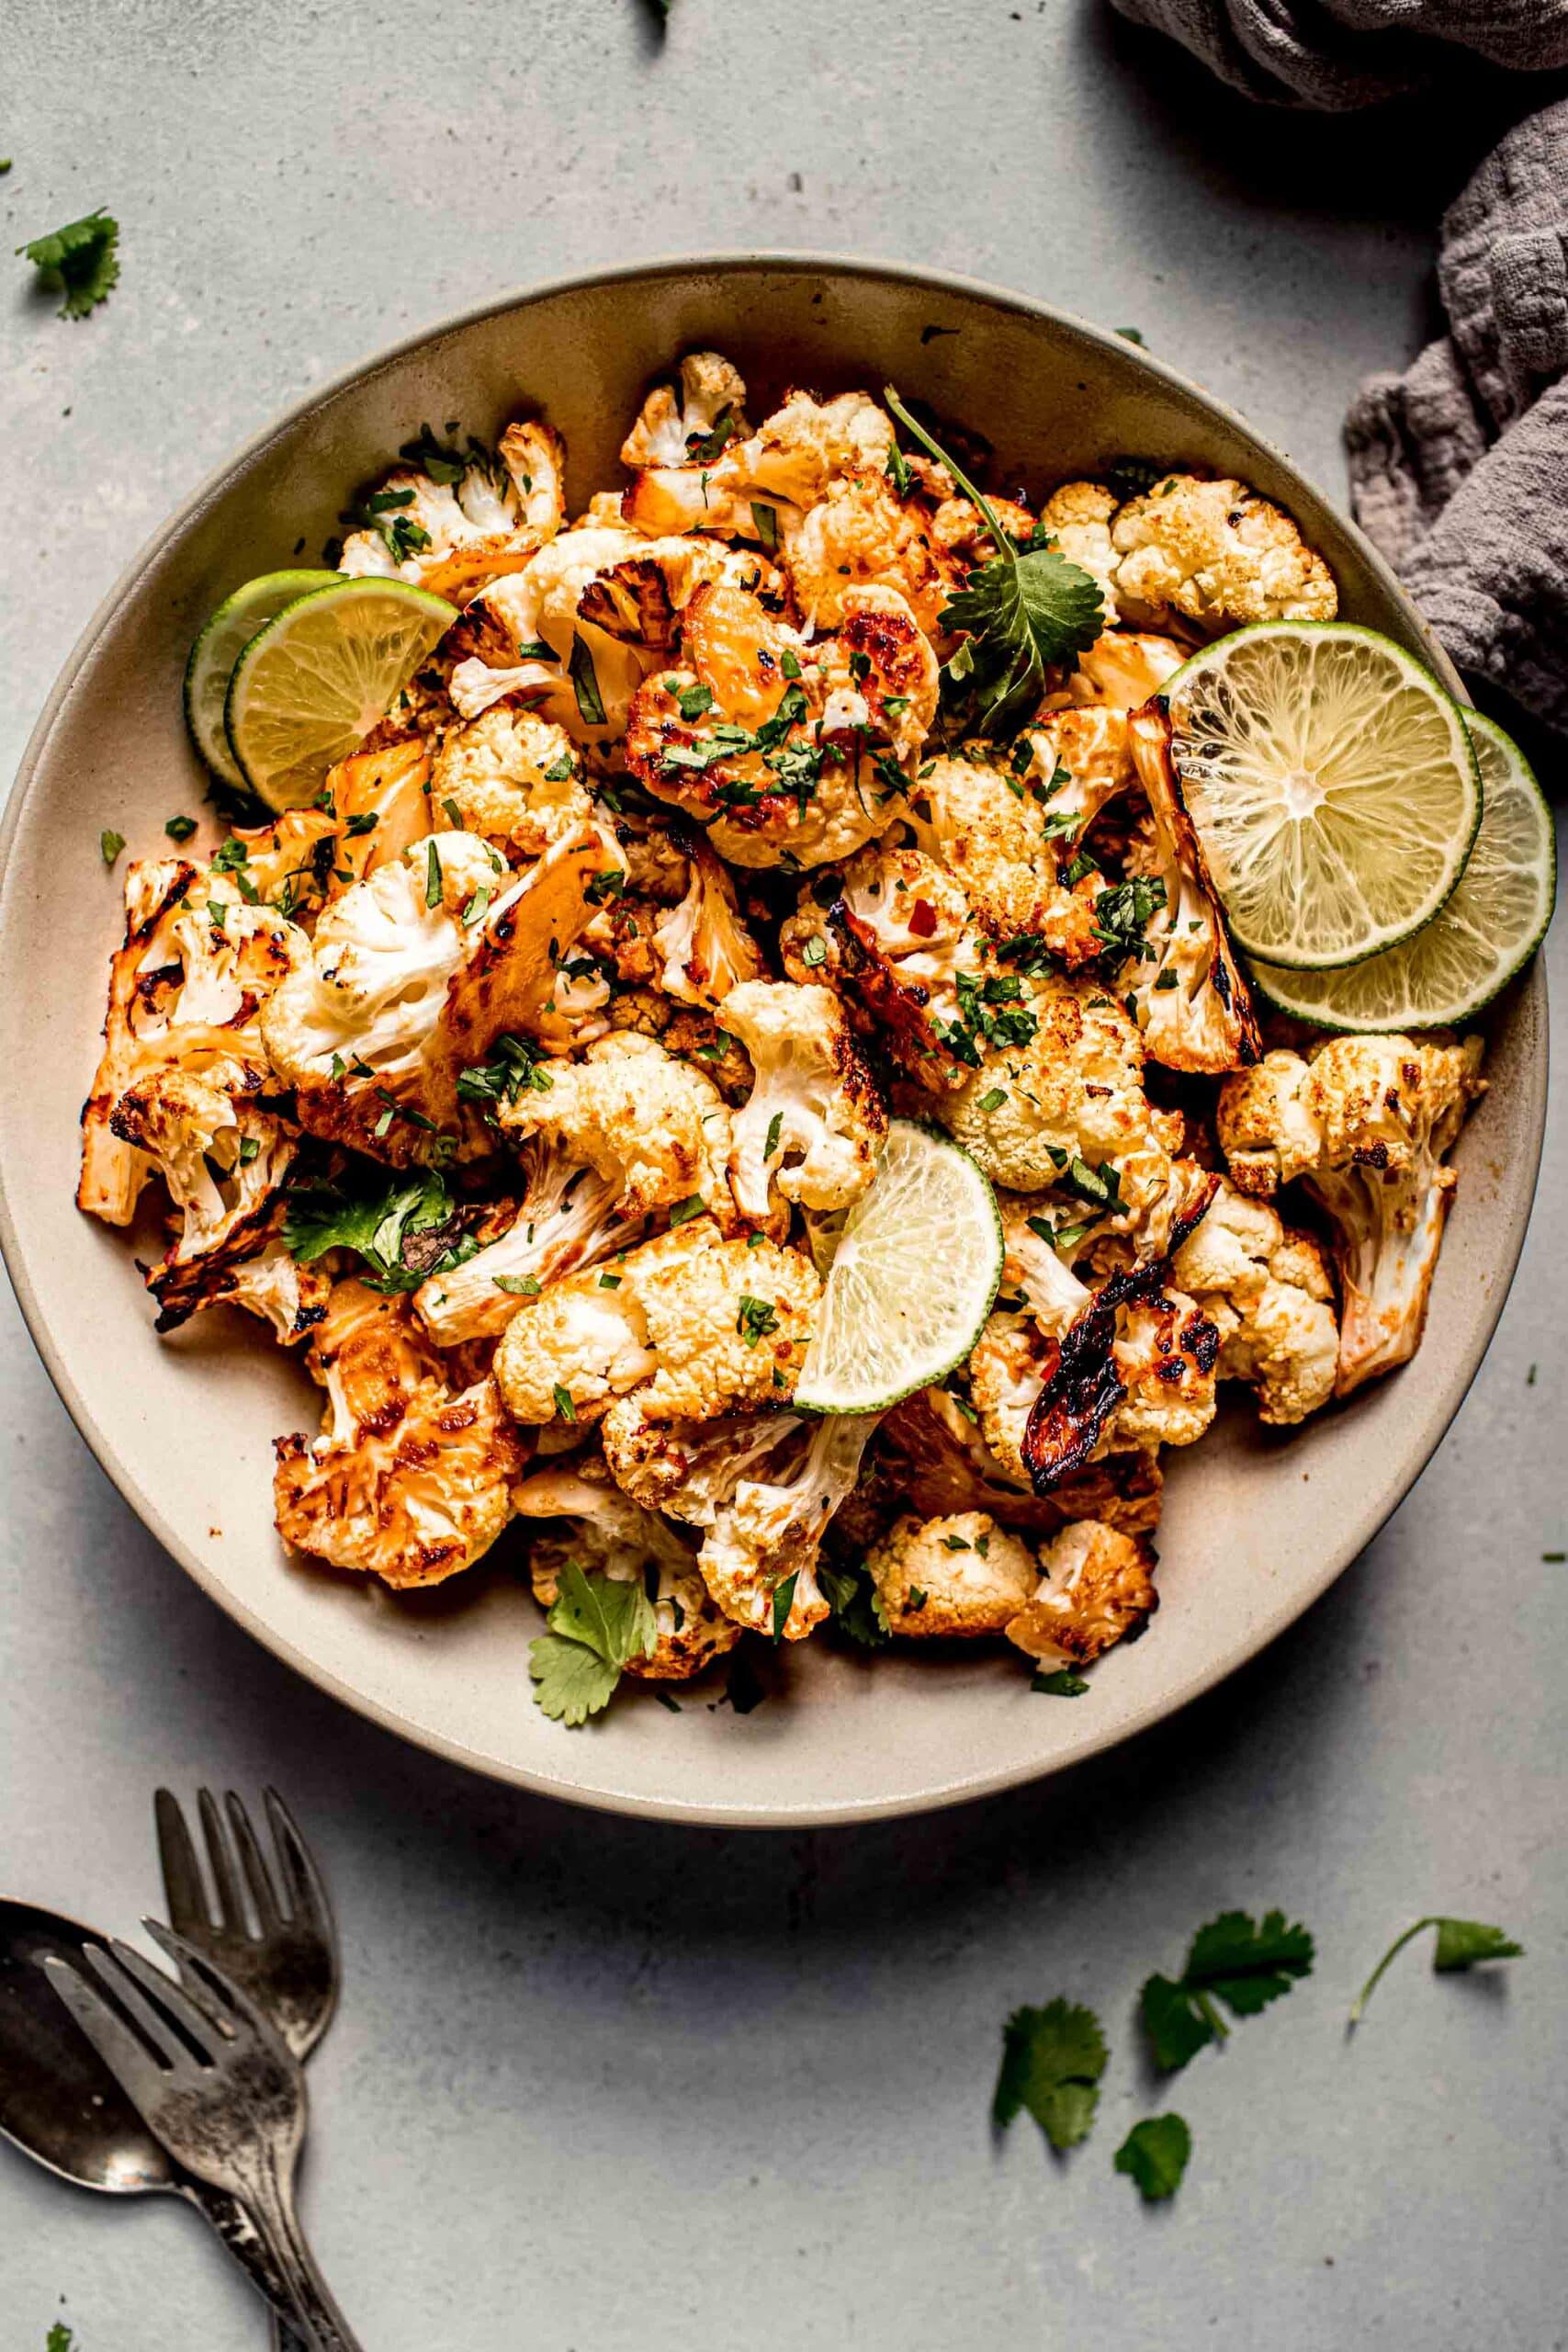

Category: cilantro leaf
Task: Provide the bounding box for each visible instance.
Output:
[100,829,125,865]
[47,2329,74,2352]
[529,1562,659,1728]
[283,1159,476,1293]
[1114,2113,1190,2201]
[992,1998,1107,2151]
[1140,1910,1314,2071]
[818,1561,890,1649]
[1349,1916,1523,2026]
[18,208,119,318]
[884,384,1102,739]
[1032,1668,1089,1697]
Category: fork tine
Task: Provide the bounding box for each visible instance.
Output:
[264,1788,333,1939]
[96,1938,226,2062]
[197,1786,246,1935]
[81,1943,202,2069]
[142,1918,270,2044]
[42,1955,168,2102]
[154,1786,213,1937]
[224,1792,281,1933]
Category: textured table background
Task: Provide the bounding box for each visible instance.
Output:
[4,5,1565,2346]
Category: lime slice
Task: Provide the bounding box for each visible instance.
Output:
[224,578,457,811]
[183,570,334,789]
[794,1119,1003,1415]
[1251,711,1554,1031]
[1164,622,1481,970]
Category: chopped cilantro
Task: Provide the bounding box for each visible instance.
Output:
[18,207,119,318]
[977,1087,1007,1114]
[1092,875,1167,963]
[908,1586,928,1610]
[1349,1916,1523,2026]
[780,648,803,680]
[800,934,827,967]
[992,1999,1107,2151]
[1115,325,1147,345]
[738,1295,780,1348]
[164,813,197,842]
[818,1561,890,1649]
[1114,2113,1190,2201]
[99,829,125,865]
[457,1033,551,1109]
[569,631,607,725]
[1032,1668,1089,1696]
[677,682,716,721]
[668,1193,705,1226]
[552,1384,577,1422]
[345,809,381,837]
[1141,1910,1314,2073]
[493,1273,541,1296]
[750,501,780,552]
[516,638,555,660]
[207,899,229,930]
[763,1109,784,1160]
[772,1570,798,1641]
[885,441,912,497]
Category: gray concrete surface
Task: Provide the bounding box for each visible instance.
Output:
[4,4,1566,2345]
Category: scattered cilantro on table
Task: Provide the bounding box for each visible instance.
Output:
[992,1998,1107,2152]
[1114,2113,1190,2200]
[47,2327,74,2352]
[1140,1910,1314,2072]
[17,209,118,318]
[529,1563,658,1726]
[1348,1917,1523,2027]
[883,385,1102,740]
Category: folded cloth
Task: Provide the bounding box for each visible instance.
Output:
[1107,0,1568,108]
[1346,96,1568,734]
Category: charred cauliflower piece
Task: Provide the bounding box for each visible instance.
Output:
[1111,474,1337,633]
[413,1142,645,1349]
[338,423,563,604]
[789,842,982,1090]
[620,351,750,469]
[621,387,896,542]
[513,1453,739,1680]
[694,1411,886,1640]
[720,979,886,1227]
[865,1510,1038,1637]
[109,1068,297,1331]
[494,1218,818,1429]
[273,1280,524,1587]
[1216,1033,1484,1396]
[1170,1175,1337,1425]
[650,833,767,1010]
[430,708,593,862]
[497,1030,735,1225]
[908,753,1106,967]
[1005,1519,1158,1667]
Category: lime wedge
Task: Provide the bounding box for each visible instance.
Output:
[794,1120,1002,1415]
[183,570,335,788]
[1251,711,1554,1031]
[1164,622,1481,970]
[224,578,457,811]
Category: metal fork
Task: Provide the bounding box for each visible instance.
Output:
[154,1788,337,2352]
[44,1923,363,2352]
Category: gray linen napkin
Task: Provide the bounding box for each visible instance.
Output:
[1109,1,1568,736]
[1107,0,1568,108]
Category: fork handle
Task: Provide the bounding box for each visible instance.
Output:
[183,2180,315,2351]
[220,2153,366,2352]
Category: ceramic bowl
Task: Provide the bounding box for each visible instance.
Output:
[0,255,1545,1824]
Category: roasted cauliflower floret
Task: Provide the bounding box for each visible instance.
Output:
[272,1281,524,1587]
[865,1510,1038,1637]
[1216,1033,1484,1396]
[494,1219,818,1428]
[413,1143,644,1348]
[693,1410,886,1640]
[1004,1520,1158,1666]
[430,708,592,861]
[1171,1176,1337,1425]
[651,834,767,1010]
[212,1238,333,1346]
[937,971,1172,1206]
[1103,1284,1222,1453]
[621,351,750,469]
[337,424,559,602]
[621,388,896,540]
[720,979,886,1225]
[1036,482,1121,618]
[1110,474,1337,633]
[496,1032,734,1223]
[1020,706,1136,858]
[108,1067,296,1329]
[779,469,958,636]
[513,1453,740,1679]
[908,753,1105,966]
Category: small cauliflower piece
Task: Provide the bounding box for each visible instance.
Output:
[1005,1520,1158,1666]
[337,427,559,603]
[273,1281,524,1587]
[213,1238,333,1346]
[621,388,896,541]
[720,979,886,1225]
[430,708,592,861]
[1103,1284,1222,1453]
[779,469,958,635]
[513,1453,739,1680]
[108,1068,296,1330]
[877,1385,1165,1540]
[1171,1176,1337,1425]
[789,841,981,1090]
[414,1142,645,1348]
[1120,703,1262,1076]
[968,1310,1055,1488]
[495,1219,818,1429]
[496,1031,734,1223]
[1110,473,1337,634]
[1036,481,1121,619]
[695,1411,886,1640]
[651,834,767,1010]
[937,970,1172,1204]
[1217,1033,1485,1396]
[1050,631,1189,713]
[865,1510,1038,1637]
[908,753,1105,966]
[621,351,750,469]
[1020,706,1136,858]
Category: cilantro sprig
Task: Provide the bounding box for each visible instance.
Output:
[1140,1909,1314,2073]
[18,208,119,318]
[283,1159,477,1294]
[529,1563,658,1725]
[992,1999,1108,2152]
[1348,1916,1523,2027]
[883,385,1103,740]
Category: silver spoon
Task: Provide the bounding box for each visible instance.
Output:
[0,1897,311,2344]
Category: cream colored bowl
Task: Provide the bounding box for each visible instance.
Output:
[0,257,1545,1825]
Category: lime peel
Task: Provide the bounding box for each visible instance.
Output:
[794,1119,1003,1416]
[183,569,335,788]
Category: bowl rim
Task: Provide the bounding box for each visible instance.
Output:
[0,249,1548,1827]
